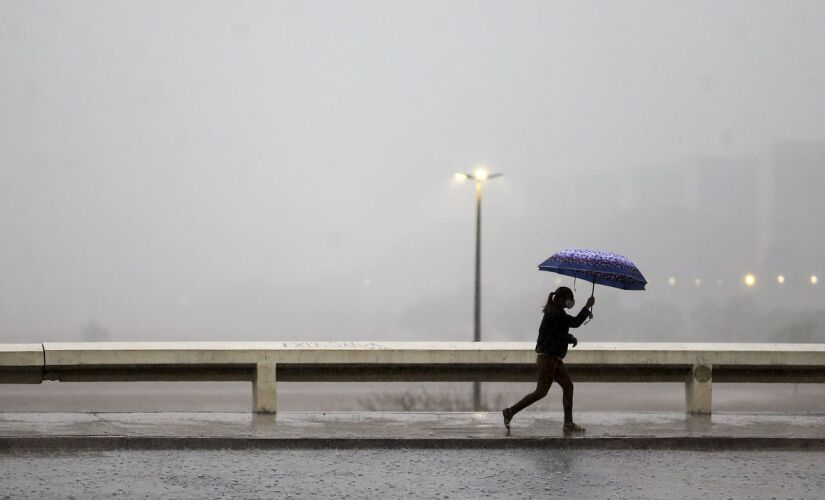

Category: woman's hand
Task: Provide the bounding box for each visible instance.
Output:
[586,296,595,309]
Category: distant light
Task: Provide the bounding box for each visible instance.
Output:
[777,275,785,284]
[668,277,676,286]
[693,278,702,287]
[744,274,756,287]
[812,275,819,285]
[453,172,469,182]
[473,167,489,181]
[362,278,372,287]
[716,279,724,286]
[554,277,562,285]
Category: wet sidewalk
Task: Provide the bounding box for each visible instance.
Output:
[2,412,825,450]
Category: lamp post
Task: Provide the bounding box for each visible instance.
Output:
[454,167,502,411]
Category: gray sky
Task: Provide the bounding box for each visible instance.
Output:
[2,1,825,343]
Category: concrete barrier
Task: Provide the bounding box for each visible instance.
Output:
[0,344,44,384]
[2,342,824,414]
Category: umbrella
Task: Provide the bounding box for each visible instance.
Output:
[538,248,647,318]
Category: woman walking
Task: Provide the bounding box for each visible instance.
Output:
[502,286,594,433]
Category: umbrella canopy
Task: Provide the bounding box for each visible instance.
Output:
[538,248,647,291]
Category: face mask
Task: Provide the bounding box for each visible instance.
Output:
[565,299,575,309]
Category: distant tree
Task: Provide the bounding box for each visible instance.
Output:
[768,312,825,343]
[80,320,110,341]
[358,387,506,411]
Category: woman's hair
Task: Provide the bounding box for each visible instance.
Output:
[543,286,573,314]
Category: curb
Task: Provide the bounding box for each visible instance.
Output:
[3,436,825,451]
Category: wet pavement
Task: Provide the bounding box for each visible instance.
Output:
[2,411,825,449]
[1,448,823,499]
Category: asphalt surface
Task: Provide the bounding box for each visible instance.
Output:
[1,448,823,499]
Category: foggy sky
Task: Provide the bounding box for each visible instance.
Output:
[2,1,825,343]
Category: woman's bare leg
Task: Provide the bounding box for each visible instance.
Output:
[507,355,556,415]
[552,360,574,423]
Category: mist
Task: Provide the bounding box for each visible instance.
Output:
[2,0,824,346]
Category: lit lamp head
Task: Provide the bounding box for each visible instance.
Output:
[744,274,756,287]
[473,167,490,182]
[454,167,502,184]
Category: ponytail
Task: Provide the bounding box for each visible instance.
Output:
[543,292,557,315]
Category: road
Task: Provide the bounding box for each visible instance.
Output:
[1,448,822,499]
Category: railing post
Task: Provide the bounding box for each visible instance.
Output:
[253,362,277,414]
[685,364,712,414]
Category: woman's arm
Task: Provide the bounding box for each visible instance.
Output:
[567,308,591,328]
[568,297,596,328]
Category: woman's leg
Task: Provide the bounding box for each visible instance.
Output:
[552,360,575,424]
[508,355,556,415]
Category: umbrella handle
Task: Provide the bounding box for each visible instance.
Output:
[589,282,595,319]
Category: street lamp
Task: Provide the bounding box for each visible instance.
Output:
[454,166,502,411]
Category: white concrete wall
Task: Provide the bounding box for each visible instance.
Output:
[0,344,43,367]
[39,341,825,367]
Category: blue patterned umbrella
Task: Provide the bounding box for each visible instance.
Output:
[538,248,647,294]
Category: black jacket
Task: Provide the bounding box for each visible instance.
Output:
[535,307,590,359]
